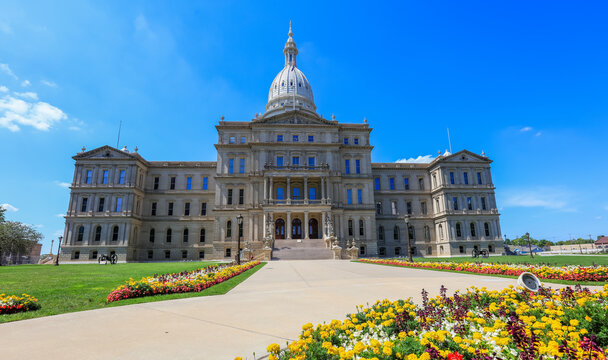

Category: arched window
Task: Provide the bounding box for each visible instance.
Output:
[226,220,232,238]
[470,223,476,237]
[149,228,155,243]
[484,222,491,237]
[424,225,430,241]
[112,226,119,241]
[439,224,444,240]
[393,226,400,240]
[378,226,384,241]
[200,228,206,242]
[166,228,172,243]
[359,219,365,236]
[77,226,84,242]
[456,223,462,238]
[183,228,189,243]
[94,226,102,242]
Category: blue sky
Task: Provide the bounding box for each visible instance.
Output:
[1,1,607,253]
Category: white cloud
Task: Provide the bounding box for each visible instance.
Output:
[595,216,602,220]
[21,80,31,87]
[502,187,576,212]
[395,155,435,164]
[0,89,67,131]
[53,230,64,238]
[520,126,533,132]
[41,80,57,87]
[0,203,19,212]
[0,85,7,93]
[55,181,71,188]
[0,63,18,80]
[14,91,38,100]
[55,213,66,218]
[535,131,542,137]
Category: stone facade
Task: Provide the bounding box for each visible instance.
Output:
[59,25,503,262]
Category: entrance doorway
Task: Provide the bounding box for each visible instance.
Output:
[292,219,302,239]
[308,218,319,239]
[275,219,285,239]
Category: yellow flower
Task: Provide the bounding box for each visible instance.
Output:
[266,343,281,354]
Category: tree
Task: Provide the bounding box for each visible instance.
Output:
[0,221,43,265]
[0,207,5,222]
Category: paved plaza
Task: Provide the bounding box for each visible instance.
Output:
[0,260,579,359]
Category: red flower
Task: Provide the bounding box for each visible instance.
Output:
[447,352,464,360]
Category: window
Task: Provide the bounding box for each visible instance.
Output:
[201,202,207,216]
[239,189,244,205]
[395,247,401,256]
[292,187,300,200]
[181,250,187,259]
[459,245,465,254]
[463,172,469,185]
[186,177,192,190]
[292,135,299,142]
[102,170,109,184]
[184,202,190,216]
[119,170,125,184]
[408,225,415,240]
[292,156,299,165]
[277,156,284,167]
[183,228,189,243]
[357,189,362,204]
[91,250,98,259]
[470,223,476,237]
[394,226,400,240]
[347,189,352,204]
[477,172,482,185]
[200,228,206,242]
[168,202,174,216]
[359,246,366,256]
[228,159,234,174]
[166,228,172,242]
[277,187,284,200]
[81,197,88,212]
[404,177,409,190]
[354,137,359,145]
[418,178,425,190]
[427,246,432,255]
[112,226,119,241]
[170,176,176,189]
[391,201,398,215]
[389,177,395,190]
[435,199,440,212]
[376,201,382,214]
[484,222,491,237]
[359,219,364,236]
[308,135,314,142]
[343,137,349,145]
[406,201,412,215]
[355,159,361,174]
[239,159,245,173]
[240,136,246,144]
[165,250,170,259]
[77,226,84,242]
[225,248,231,257]
[378,226,385,240]
[432,174,437,188]
[277,134,283,142]
[345,159,350,174]
[421,202,427,215]
[151,202,157,216]
[467,197,472,210]
[424,225,430,240]
[229,136,236,144]
[453,197,458,210]
[94,226,101,242]
[308,157,315,169]
[374,178,380,191]
[348,219,353,236]
[73,251,80,260]
[153,176,159,189]
[115,197,122,212]
[226,221,232,238]
[238,222,243,238]
[199,251,205,259]
[489,245,494,253]
[456,223,462,237]
[481,197,487,210]
[450,172,455,184]
[439,224,444,240]
[227,189,233,205]
[149,228,155,243]
[202,177,208,190]
[86,170,92,184]
[148,250,153,259]
[379,247,386,256]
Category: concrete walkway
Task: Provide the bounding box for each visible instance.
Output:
[0,260,580,359]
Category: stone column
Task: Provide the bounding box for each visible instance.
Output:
[269,177,273,201]
[321,177,326,200]
[287,177,291,204]
[304,177,308,204]
[287,212,292,239]
[321,211,326,238]
[264,177,268,201]
[304,211,309,239]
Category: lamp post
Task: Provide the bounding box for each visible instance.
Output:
[526,232,533,259]
[236,214,243,265]
[404,215,413,262]
[54,236,62,266]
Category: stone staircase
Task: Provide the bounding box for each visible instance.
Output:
[272,238,335,260]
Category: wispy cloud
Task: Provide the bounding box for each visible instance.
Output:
[1,203,19,212]
[0,85,8,93]
[54,181,71,188]
[604,205,608,211]
[14,91,38,100]
[520,126,533,132]
[41,80,57,88]
[502,186,576,212]
[21,80,31,87]
[0,85,67,131]
[396,155,435,164]
[595,216,602,220]
[0,64,18,80]
[55,213,66,218]
[535,131,542,137]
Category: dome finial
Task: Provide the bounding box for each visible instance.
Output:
[288,21,293,38]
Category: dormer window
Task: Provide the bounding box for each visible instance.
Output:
[289,54,293,63]
[298,82,302,87]
[281,81,285,87]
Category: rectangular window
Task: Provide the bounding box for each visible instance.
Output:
[376,201,382,214]
[86,170,92,184]
[201,202,207,216]
[293,187,300,200]
[186,176,192,190]
[98,198,105,212]
[418,178,425,190]
[347,189,352,204]
[453,197,458,210]
[481,197,487,210]
[477,172,482,185]
[343,137,349,145]
[292,135,298,142]
[228,159,234,174]
[148,250,153,259]
[354,137,359,145]
[229,136,236,144]
[404,177,409,190]
[102,170,108,184]
[292,156,299,165]
[168,202,174,216]
[240,136,246,144]
[308,135,314,142]
[407,201,412,215]
[421,202,427,215]
[374,177,380,191]
[239,158,245,173]
[467,197,472,210]
[184,202,190,216]
[277,134,283,142]
[309,187,316,200]
[170,176,176,189]
[119,170,125,184]
[345,159,350,174]
[389,177,395,190]
[81,197,88,212]
[459,246,465,254]
[277,156,283,167]
[450,172,455,185]
[153,176,159,190]
[165,250,170,259]
[464,172,469,185]
[239,189,244,205]
[151,202,157,216]
[227,189,233,205]
[357,189,362,204]
[276,187,284,200]
[391,201,397,215]
[182,250,187,259]
[355,159,361,174]
[202,177,208,190]
[199,251,205,259]
[115,197,122,212]
[308,157,315,169]
[348,220,353,236]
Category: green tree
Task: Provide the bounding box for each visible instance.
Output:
[0,207,5,222]
[0,220,43,265]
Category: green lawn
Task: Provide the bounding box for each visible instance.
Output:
[0,261,265,323]
[411,255,608,267]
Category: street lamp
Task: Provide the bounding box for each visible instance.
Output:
[526,232,533,259]
[54,236,63,266]
[236,214,243,265]
[404,215,413,262]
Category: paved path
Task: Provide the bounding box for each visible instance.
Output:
[0,260,581,359]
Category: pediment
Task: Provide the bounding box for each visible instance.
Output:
[73,145,139,161]
[436,150,490,163]
[253,111,334,126]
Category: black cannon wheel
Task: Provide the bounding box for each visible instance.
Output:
[110,254,118,264]
[98,256,103,264]
[472,249,480,258]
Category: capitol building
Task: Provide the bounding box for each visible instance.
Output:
[59,25,503,262]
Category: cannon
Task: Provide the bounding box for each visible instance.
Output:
[472,249,489,258]
[98,253,118,264]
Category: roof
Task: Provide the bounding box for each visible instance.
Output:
[595,236,608,245]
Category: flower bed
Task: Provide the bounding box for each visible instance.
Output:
[0,293,40,315]
[260,285,608,360]
[107,261,260,302]
[358,259,608,283]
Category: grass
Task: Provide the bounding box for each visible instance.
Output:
[0,261,265,323]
